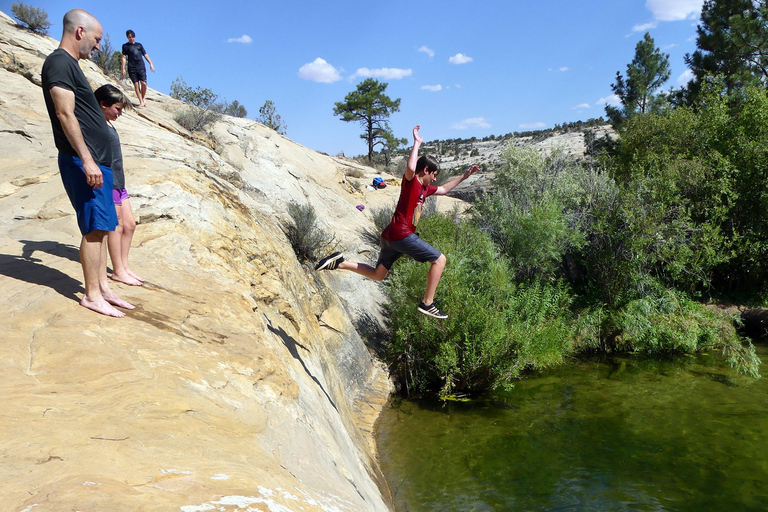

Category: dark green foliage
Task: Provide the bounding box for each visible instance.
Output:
[90,33,122,78]
[11,2,50,34]
[607,32,671,128]
[257,100,286,134]
[333,79,401,163]
[285,201,336,263]
[611,84,768,295]
[170,76,223,132]
[224,100,248,118]
[683,0,768,102]
[384,215,593,395]
[610,288,760,378]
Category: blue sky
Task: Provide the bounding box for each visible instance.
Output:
[2,0,704,156]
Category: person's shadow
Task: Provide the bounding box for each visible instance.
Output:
[0,240,84,302]
[265,314,337,411]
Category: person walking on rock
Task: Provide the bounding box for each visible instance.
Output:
[41,9,133,317]
[121,29,155,107]
[315,125,479,319]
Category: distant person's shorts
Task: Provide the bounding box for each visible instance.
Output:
[112,188,130,205]
[58,153,118,235]
[376,233,442,270]
[128,67,147,83]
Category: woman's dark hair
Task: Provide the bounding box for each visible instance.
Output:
[416,155,440,175]
[94,84,128,108]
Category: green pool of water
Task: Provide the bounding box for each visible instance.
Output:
[376,345,768,511]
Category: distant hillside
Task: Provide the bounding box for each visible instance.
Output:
[384,120,615,175]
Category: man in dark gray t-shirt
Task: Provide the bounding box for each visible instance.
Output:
[41,8,132,317]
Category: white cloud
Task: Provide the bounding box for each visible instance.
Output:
[449,53,473,65]
[418,45,435,58]
[549,66,569,72]
[632,21,658,32]
[677,68,694,85]
[452,117,491,130]
[421,84,443,92]
[349,67,412,81]
[226,34,252,44]
[573,103,591,109]
[597,94,622,107]
[519,122,546,130]
[298,58,342,83]
[646,0,703,21]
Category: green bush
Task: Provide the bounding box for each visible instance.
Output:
[384,214,593,395]
[170,76,223,132]
[11,2,50,34]
[471,145,594,280]
[285,201,336,263]
[611,287,760,378]
[90,33,122,78]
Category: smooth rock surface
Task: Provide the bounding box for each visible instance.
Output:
[1,11,397,512]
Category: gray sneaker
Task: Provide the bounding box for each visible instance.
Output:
[418,301,448,319]
[315,252,344,271]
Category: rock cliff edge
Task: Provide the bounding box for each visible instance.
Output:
[0,11,399,511]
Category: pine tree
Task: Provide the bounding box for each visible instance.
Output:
[606,32,670,128]
[683,0,768,101]
[333,79,401,163]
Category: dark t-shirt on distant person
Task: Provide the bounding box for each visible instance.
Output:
[41,48,112,167]
[121,41,147,70]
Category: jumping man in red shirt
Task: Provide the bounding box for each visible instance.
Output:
[315,125,479,319]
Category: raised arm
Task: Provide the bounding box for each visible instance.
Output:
[50,86,103,188]
[435,164,480,196]
[405,125,423,180]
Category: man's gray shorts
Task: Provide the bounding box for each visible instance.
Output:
[376,233,442,270]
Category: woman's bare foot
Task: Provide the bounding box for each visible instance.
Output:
[103,291,135,310]
[81,296,125,317]
[110,271,143,286]
[125,267,145,283]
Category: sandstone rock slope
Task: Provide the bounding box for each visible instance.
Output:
[0,10,397,512]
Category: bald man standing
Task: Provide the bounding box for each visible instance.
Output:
[41,9,133,317]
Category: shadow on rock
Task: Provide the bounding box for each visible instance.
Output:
[20,239,80,263]
[0,253,83,302]
[265,314,337,411]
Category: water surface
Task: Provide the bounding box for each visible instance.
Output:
[376,346,768,511]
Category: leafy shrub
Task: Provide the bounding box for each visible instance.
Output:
[611,287,760,378]
[285,201,336,263]
[384,214,593,395]
[170,76,223,132]
[257,100,286,134]
[472,145,591,280]
[11,2,50,34]
[223,100,247,118]
[90,33,122,78]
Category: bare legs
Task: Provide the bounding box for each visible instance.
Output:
[108,198,143,285]
[338,260,389,281]
[133,80,147,107]
[79,230,133,317]
[422,254,446,305]
[337,252,447,305]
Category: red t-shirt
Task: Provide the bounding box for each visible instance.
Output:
[381,175,438,241]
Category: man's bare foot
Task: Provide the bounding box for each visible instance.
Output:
[125,268,145,282]
[103,291,135,310]
[81,296,125,317]
[110,272,143,286]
